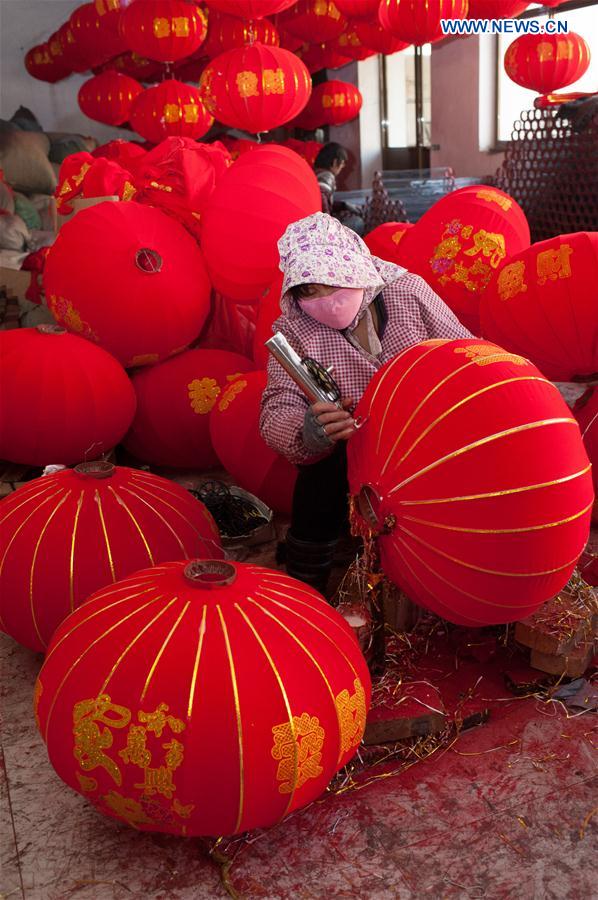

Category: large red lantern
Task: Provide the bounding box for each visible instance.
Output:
[78,71,143,125]
[504,33,591,94]
[210,371,297,514]
[379,0,469,45]
[200,145,321,300]
[308,80,363,127]
[35,558,371,835]
[199,44,311,134]
[353,20,409,55]
[70,2,122,68]
[205,0,297,17]
[481,232,598,383]
[0,464,222,653]
[574,388,598,524]
[0,326,136,467]
[47,30,73,79]
[395,185,530,334]
[44,202,211,368]
[334,0,379,18]
[124,349,255,468]
[120,0,208,62]
[253,272,283,368]
[203,11,280,57]
[279,0,347,42]
[348,339,593,626]
[364,222,414,263]
[130,81,213,143]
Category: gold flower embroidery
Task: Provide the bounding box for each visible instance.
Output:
[188,378,221,414]
[218,379,247,412]
[455,344,527,367]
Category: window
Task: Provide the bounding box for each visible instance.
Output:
[384,45,432,148]
[496,3,598,143]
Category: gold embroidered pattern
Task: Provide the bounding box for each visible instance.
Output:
[138,702,184,737]
[262,68,285,95]
[33,680,43,732]
[430,221,504,294]
[463,229,506,268]
[73,695,131,785]
[103,790,154,826]
[454,344,527,367]
[164,102,181,123]
[236,70,259,98]
[183,103,199,123]
[218,379,247,412]
[188,378,221,414]
[335,679,367,754]
[272,712,325,794]
[121,180,137,202]
[497,260,527,301]
[128,353,159,367]
[475,189,512,211]
[48,295,98,342]
[119,724,151,767]
[172,798,194,819]
[556,40,573,61]
[76,773,98,792]
[536,244,573,285]
[536,41,554,62]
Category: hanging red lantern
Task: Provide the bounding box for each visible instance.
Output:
[70,2,120,68]
[467,1,529,16]
[334,0,379,18]
[199,44,311,134]
[348,339,593,626]
[35,557,370,836]
[44,202,211,368]
[210,371,297,514]
[124,349,254,468]
[0,464,221,653]
[333,25,376,62]
[203,11,280,57]
[47,30,73,79]
[574,388,598,524]
[295,40,351,73]
[120,0,208,62]
[0,326,136,467]
[364,222,414,263]
[25,44,69,83]
[504,33,591,94]
[78,71,143,125]
[308,80,363,127]
[278,0,347,43]
[58,21,89,73]
[395,185,530,335]
[379,0,469,45]
[200,145,321,300]
[253,271,283,368]
[353,20,409,55]
[205,0,298,17]
[105,50,165,81]
[94,0,133,50]
[481,232,598,383]
[130,81,213,143]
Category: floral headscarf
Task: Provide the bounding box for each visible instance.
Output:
[277,212,407,318]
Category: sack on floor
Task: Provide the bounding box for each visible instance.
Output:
[0,130,56,195]
[0,212,32,251]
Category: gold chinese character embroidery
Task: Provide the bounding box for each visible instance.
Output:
[172,798,195,819]
[556,40,573,61]
[497,260,527,301]
[163,103,181,124]
[475,189,512,211]
[335,679,366,754]
[536,41,554,62]
[536,244,573,286]
[76,773,98,793]
[103,790,154,826]
[73,694,131,785]
[218,379,247,412]
[183,103,199,123]
[454,344,527,367]
[463,229,506,269]
[119,724,151,767]
[153,16,170,38]
[188,378,221,414]
[272,712,325,794]
[236,70,259,98]
[172,16,190,37]
[262,68,285,95]
[138,702,184,737]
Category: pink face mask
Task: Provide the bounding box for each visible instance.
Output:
[299,287,364,329]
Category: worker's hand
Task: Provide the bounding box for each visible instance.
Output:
[311,398,356,442]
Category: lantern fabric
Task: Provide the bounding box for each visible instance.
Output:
[78,71,143,126]
[203,11,280,57]
[200,145,321,300]
[279,0,347,43]
[35,558,371,836]
[197,291,258,358]
[205,0,297,17]
[504,33,591,94]
[120,0,208,63]
[334,0,379,18]
[0,326,136,467]
[353,21,409,55]
[0,464,222,653]
[44,202,211,368]
[210,371,297,514]
[124,349,254,468]
[574,388,598,523]
[130,81,213,144]
[347,339,593,627]
[394,185,530,335]
[253,271,283,368]
[70,2,113,68]
[363,222,414,263]
[308,80,363,127]
[379,0,469,45]
[199,44,312,134]
[25,44,69,83]
[481,232,598,383]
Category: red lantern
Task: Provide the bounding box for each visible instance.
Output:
[44,202,211,368]
[78,71,143,125]
[35,557,371,835]
[379,0,469,45]
[124,349,254,467]
[279,0,347,43]
[210,371,297,514]
[203,11,280,57]
[0,326,136,467]
[353,20,409,55]
[83,157,136,201]
[70,2,121,68]
[253,272,283,368]
[281,138,323,166]
[25,44,69,83]
[334,0,379,18]
[308,80,363,127]
[106,50,165,81]
[0,464,221,653]
[92,139,147,168]
[58,21,89,73]
[200,145,321,300]
[130,81,213,143]
[120,0,208,62]
[348,339,593,626]
[295,40,351,73]
[205,0,298,17]
[481,232,598,383]
[395,185,530,335]
[200,44,311,134]
[504,33,591,94]
[333,26,376,62]
[467,1,529,16]
[574,388,598,524]
[364,222,414,262]
[47,30,73,79]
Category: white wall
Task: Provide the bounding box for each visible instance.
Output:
[357,55,382,187]
[0,0,136,141]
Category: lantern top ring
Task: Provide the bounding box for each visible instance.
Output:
[184,559,237,588]
[135,248,163,274]
[36,324,67,335]
[74,460,116,479]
